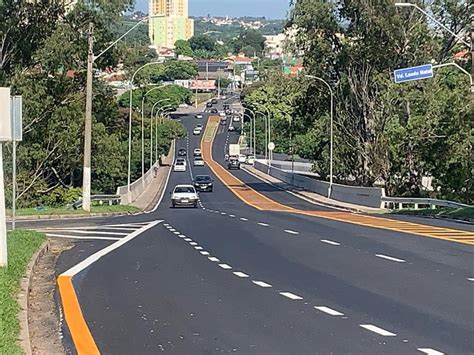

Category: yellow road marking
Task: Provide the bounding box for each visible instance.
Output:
[202,116,474,245]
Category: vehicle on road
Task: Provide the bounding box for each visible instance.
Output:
[194,148,202,156]
[174,160,187,172]
[211,98,218,104]
[229,144,240,157]
[233,116,240,122]
[238,154,247,163]
[193,127,201,135]
[206,102,213,108]
[194,175,214,192]
[178,103,188,108]
[228,126,235,132]
[195,114,203,119]
[178,148,187,157]
[245,156,255,165]
[220,119,227,126]
[171,185,198,208]
[219,112,226,117]
[210,108,218,113]
[223,104,230,110]
[195,124,203,131]
[228,158,240,170]
[193,157,205,167]
[221,95,227,100]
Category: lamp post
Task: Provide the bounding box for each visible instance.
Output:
[127,62,164,203]
[242,113,254,155]
[255,110,267,160]
[141,86,165,177]
[305,75,334,198]
[82,18,148,211]
[246,109,257,158]
[150,99,171,168]
[154,105,174,162]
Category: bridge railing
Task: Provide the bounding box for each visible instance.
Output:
[71,195,121,209]
[381,197,471,210]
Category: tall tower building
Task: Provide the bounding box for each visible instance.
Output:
[149,0,194,49]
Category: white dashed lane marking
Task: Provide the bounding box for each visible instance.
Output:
[208,257,220,262]
[417,348,445,355]
[219,264,232,270]
[173,231,180,235]
[200,251,210,256]
[229,214,236,218]
[240,217,248,221]
[184,238,192,242]
[221,212,227,215]
[194,246,203,250]
[359,324,396,337]
[252,280,272,288]
[284,230,299,235]
[257,222,269,227]
[279,292,303,300]
[321,239,341,246]
[375,254,406,263]
[233,272,249,278]
[189,242,198,246]
[178,235,186,238]
[314,306,344,316]
[467,278,474,282]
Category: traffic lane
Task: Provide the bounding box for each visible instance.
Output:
[383,213,474,232]
[76,221,411,354]
[213,121,333,211]
[163,209,473,354]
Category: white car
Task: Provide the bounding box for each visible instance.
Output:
[238,154,247,163]
[245,156,255,165]
[221,95,227,100]
[195,114,203,119]
[195,124,203,131]
[174,159,187,172]
[193,128,201,135]
[194,148,202,156]
[171,185,199,208]
[219,112,226,117]
[193,157,205,166]
[233,116,240,122]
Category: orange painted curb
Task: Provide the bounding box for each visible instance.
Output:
[57,275,100,355]
[201,116,474,245]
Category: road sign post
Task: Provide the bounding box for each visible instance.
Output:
[11,96,23,231]
[268,142,275,172]
[394,64,433,84]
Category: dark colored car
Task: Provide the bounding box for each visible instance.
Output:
[228,159,240,170]
[210,108,218,113]
[220,119,227,125]
[211,98,218,104]
[194,175,214,192]
[178,148,187,156]
[206,102,213,108]
[223,104,230,110]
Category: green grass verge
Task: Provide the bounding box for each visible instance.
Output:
[8,204,141,217]
[394,207,474,221]
[0,230,45,354]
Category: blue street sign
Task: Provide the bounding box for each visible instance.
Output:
[394,64,433,84]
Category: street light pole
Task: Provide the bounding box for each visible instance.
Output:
[150,99,171,168]
[306,75,334,198]
[82,17,148,211]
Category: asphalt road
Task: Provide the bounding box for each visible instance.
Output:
[57,97,473,354]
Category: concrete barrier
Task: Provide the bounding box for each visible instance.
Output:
[254,160,384,208]
[117,140,175,204]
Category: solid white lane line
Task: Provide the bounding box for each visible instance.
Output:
[50,230,129,236]
[233,272,249,278]
[252,280,272,288]
[45,234,121,241]
[240,217,248,221]
[200,251,210,256]
[184,238,192,242]
[44,226,138,231]
[359,324,396,337]
[417,348,445,355]
[279,292,303,300]
[219,264,232,270]
[314,306,344,316]
[194,246,203,250]
[321,239,341,246]
[189,242,198,246]
[284,230,299,235]
[208,257,220,262]
[257,223,269,227]
[375,254,406,263]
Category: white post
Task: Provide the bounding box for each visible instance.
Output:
[0,144,7,267]
[12,141,16,231]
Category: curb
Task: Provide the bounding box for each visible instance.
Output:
[18,240,51,355]
[8,211,133,222]
[391,212,474,225]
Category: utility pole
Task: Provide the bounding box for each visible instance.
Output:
[82,22,94,212]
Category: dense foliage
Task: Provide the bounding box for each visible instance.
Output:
[0,1,186,207]
[243,0,472,203]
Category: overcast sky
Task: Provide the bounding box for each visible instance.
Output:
[134,0,290,19]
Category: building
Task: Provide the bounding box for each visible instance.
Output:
[149,0,194,49]
[264,33,286,59]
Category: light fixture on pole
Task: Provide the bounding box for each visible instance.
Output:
[154,105,174,161]
[82,17,149,212]
[305,75,334,198]
[150,99,171,168]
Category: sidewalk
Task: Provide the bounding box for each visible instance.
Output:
[242,165,384,214]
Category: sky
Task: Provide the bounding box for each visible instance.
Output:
[134,0,290,19]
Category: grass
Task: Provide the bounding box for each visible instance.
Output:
[8,204,141,217]
[0,230,45,354]
[394,207,474,221]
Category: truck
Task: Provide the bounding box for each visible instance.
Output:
[228,144,240,158]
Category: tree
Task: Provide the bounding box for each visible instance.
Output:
[189,34,216,52]
[241,45,257,58]
[233,29,266,55]
[174,39,193,57]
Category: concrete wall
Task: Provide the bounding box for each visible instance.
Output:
[254,160,384,208]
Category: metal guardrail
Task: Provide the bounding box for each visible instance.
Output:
[71,195,121,209]
[381,197,471,210]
